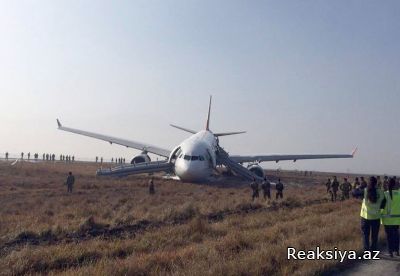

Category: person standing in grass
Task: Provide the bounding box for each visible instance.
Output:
[149,177,155,195]
[331,176,339,202]
[65,172,75,193]
[340,178,352,200]
[276,179,284,199]
[261,177,271,201]
[250,178,259,201]
[380,177,400,257]
[360,176,384,252]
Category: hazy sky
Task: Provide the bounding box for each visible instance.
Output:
[1,1,399,175]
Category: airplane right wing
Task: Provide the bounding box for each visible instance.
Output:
[229,148,357,164]
[57,119,171,157]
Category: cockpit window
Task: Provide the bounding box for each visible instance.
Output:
[199,155,204,161]
[184,155,191,160]
[191,156,198,161]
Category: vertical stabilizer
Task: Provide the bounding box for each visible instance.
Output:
[205,95,212,130]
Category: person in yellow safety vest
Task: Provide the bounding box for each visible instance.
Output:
[380,177,400,257]
[360,176,384,252]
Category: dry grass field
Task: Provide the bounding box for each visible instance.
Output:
[0,161,374,275]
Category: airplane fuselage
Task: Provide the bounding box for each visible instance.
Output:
[173,130,217,182]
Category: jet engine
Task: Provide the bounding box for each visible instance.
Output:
[247,164,265,178]
[131,152,151,164]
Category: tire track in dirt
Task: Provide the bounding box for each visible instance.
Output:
[0,197,330,257]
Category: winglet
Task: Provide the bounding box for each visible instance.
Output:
[351,147,358,157]
[56,119,62,128]
[205,95,212,131]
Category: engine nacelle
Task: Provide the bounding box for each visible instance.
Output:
[131,152,151,164]
[247,164,265,178]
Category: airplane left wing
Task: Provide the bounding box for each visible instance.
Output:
[57,119,171,157]
[230,148,357,164]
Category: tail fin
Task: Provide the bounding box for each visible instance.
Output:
[205,95,212,130]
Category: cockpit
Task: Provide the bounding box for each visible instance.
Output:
[179,154,205,161]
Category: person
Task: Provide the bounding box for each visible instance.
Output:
[100,157,103,164]
[72,156,75,162]
[250,178,259,201]
[381,177,400,257]
[377,176,383,189]
[261,177,271,200]
[52,154,55,161]
[383,176,389,191]
[96,156,98,163]
[360,176,384,252]
[21,152,24,160]
[27,152,30,160]
[46,153,49,161]
[360,177,368,189]
[5,152,8,160]
[65,172,75,193]
[276,178,284,199]
[331,176,339,202]
[340,178,352,200]
[326,179,332,193]
[111,158,113,163]
[149,177,155,195]
[353,177,360,190]
[42,153,45,160]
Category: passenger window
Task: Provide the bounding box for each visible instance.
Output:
[191,156,199,161]
[199,156,204,161]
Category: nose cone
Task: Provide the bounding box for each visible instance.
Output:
[174,159,209,182]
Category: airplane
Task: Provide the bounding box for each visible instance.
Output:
[57,96,356,182]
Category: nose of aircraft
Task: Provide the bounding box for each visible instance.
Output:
[174,159,207,182]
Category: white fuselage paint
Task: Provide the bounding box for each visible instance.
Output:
[173,130,218,182]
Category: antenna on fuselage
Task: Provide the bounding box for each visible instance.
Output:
[205,95,212,130]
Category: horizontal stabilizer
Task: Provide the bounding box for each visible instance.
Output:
[215,131,246,137]
[170,124,197,134]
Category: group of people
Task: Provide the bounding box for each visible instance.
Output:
[360,176,400,257]
[110,157,126,164]
[4,152,75,162]
[326,175,399,202]
[250,177,284,201]
[325,176,353,201]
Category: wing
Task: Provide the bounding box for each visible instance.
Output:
[56,119,171,157]
[230,148,357,163]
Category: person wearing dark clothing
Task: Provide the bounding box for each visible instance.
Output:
[149,177,155,195]
[360,177,368,190]
[5,152,8,160]
[250,178,259,201]
[276,179,284,199]
[340,178,352,200]
[261,177,271,200]
[65,172,75,193]
[326,179,332,193]
[360,176,384,252]
[331,176,339,202]
[380,178,400,257]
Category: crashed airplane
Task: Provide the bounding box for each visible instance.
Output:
[57,96,356,182]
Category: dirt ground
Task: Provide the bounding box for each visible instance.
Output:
[0,160,384,275]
